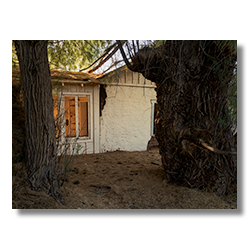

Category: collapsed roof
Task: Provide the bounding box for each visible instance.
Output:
[12,67,103,85]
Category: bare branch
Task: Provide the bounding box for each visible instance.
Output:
[199,139,237,155]
[116,40,134,71]
[79,42,118,72]
[87,42,123,74]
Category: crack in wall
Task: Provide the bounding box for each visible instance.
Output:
[100,84,107,116]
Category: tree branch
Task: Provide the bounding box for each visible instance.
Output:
[87,43,122,74]
[79,42,118,72]
[116,40,134,71]
[199,139,237,155]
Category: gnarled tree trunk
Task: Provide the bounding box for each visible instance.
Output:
[14,40,62,201]
[128,40,237,195]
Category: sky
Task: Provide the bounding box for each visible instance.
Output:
[93,40,154,74]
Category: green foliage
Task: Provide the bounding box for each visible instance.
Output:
[12,41,19,67]
[153,40,165,47]
[12,40,111,71]
[47,40,111,71]
[217,40,237,55]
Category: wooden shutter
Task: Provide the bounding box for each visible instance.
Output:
[78,97,88,137]
[64,96,76,137]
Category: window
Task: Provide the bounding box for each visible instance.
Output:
[53,95,89,139]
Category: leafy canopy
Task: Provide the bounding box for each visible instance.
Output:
[48,40,111,71]
[12,40,111,71]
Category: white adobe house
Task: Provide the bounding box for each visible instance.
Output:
[13,66,157,155]
[51,66,158,154]
[99,66,157,153]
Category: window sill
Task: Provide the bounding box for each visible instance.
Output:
[64,137,93,143]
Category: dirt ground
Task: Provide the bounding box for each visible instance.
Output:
[62,149,237,209]
[12,149,237,209]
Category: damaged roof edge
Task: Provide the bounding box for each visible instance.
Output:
[12,67,102,85]
[50,70,102,84]
[51,78,101,85]
[97,65,127,80]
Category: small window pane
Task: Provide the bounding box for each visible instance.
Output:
[78,97,88,137]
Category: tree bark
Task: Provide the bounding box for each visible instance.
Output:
[14,40,62,201]
[127,40,237,195]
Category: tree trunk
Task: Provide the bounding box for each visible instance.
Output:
[129,40,237,195]
[14,40,62,201]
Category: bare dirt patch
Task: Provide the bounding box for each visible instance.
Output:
[64,149,237,209]
[12,149,237,209]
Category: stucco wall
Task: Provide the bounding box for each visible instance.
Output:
[100,84,156,152]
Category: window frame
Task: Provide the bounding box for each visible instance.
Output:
[151,99,157,136]
[61,92,93,141]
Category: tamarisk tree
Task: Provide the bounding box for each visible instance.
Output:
[14,40,62,200]
[117,40,237,195]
